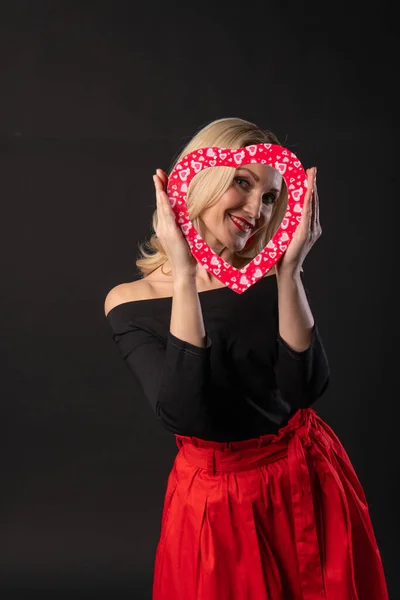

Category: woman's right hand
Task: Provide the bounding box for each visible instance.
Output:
[153,168,198,279]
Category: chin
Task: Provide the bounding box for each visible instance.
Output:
[229,240,248,253]
[207,229,249,255]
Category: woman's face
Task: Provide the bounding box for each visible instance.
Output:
[198,163,283,260]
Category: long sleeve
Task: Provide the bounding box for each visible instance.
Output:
[275,323,330,408]
[105,273,330,441]
[274,272,330,408]
[107,312,213,434]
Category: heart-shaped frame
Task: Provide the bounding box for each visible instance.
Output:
[167,143,307,294]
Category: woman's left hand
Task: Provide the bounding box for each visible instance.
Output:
[276,166,321,275]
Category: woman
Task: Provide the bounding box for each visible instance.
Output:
[105,118,388,599]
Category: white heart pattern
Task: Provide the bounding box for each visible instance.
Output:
[167,144,307,294]
[179,169,190,181]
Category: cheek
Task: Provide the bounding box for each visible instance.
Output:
[220,188,241,209]
[260,206,273,224]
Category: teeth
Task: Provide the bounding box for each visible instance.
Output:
[229,214,251,230]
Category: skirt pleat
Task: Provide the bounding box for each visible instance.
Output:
[152,408,389,600]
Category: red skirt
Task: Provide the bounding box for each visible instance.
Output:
[152,408,388,599]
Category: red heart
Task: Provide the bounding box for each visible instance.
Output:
[167,144,307,294]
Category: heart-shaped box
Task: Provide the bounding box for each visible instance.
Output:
[166,143,307,294]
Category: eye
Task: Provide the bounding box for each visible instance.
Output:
[234,177,277,205]
[262,192,277,205]
[234,177,250,189]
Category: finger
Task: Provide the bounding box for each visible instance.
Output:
[156,168,169,190]
[313,185,318,230]
[156,174,171,204]
[305,169,313,202]
[154,179,175,222]
[153,176,166,216]
[153,173,164,192]
[308,167,317,232]
[308,167,318,232]
[159,168,169,184]
[314,174,320,229]
[303,169,313,229]
[154,175,171,213]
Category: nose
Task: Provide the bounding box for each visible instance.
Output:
[243,192,264,221]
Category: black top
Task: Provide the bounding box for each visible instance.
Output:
[106,273,330,442]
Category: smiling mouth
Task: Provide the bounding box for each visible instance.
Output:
[228,213,252,233]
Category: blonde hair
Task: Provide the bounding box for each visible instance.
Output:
[135,117,288,278]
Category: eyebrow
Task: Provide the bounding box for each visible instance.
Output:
[236,167,280,193]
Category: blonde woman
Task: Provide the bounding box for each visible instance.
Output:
[105,118,388,599]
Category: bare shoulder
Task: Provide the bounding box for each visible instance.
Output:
[104,279,154,317]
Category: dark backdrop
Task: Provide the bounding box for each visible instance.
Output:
[1,1,397,598]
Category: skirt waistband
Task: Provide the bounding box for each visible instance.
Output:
[173,407,327,596]
[168,407,388,599]
[180,442,288,475]
[174,408,316,476]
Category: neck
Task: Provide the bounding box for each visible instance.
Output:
[162,252,251,285]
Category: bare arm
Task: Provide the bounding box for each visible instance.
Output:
[273,268,330,408]
[276,269,314,352]
[170,275,207,348]
[153,167,207,349]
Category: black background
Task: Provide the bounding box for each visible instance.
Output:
[1,1,397,598]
